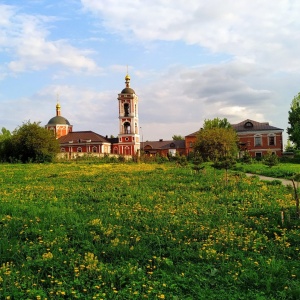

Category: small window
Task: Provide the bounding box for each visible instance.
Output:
[189,142,193,147]
[255,135,262,146]
[61,148,65,152]
[269,136,275,146]
[255,152,262,158]
[244,122,253,128]
[77,147,82,153]
[92,146,97,153]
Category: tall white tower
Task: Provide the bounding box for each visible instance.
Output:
[117,73,140,156]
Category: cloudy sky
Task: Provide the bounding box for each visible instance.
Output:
[0,0,299,144]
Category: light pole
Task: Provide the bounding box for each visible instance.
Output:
[140,126,144,151]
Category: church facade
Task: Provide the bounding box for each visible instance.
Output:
[45,74,140,158]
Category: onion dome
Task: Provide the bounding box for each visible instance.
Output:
[47,116,71,125]
[121,73,135,94]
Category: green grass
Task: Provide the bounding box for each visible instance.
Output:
[0,162,300,299]
[234,161,300,179]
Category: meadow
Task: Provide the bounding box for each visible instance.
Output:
[234,161,300,179]
[0,162,300,299]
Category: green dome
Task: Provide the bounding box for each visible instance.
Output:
[121,87,135,94]
[47,116,70,125]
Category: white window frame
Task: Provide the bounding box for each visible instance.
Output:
[254,135,262,147]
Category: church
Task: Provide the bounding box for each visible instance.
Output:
[45,73,141,159]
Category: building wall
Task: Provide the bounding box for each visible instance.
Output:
[184,130,283,157]
[185,135,196,155]
[60,143,111,155]
[237,131,283,157]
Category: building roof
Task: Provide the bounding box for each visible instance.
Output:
[232,119,283,132]
[121,87,135,94]
[47,115,71,125]
[141,140,185,150]
[58,131,110,144]
[185,131,199,137]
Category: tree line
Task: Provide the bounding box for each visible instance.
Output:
[0,121,59,163]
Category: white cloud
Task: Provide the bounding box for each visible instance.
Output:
[0,4,99,75]
[81,0,300,71]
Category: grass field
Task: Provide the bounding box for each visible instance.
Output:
[0,162,300,299]
[234,161,300,179]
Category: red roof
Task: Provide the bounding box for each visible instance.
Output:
[58,131,109,144]
[232,119,283,132]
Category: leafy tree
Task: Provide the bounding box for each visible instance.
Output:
[287,93,300,149]
[263,150,279,168]
[0,127,11,140]
[194,119,238,183]
[0,127,12,162]
[172,135,184,140]
[194,126,239,162]
[11,121,60,163]
[203,117,232,129]
[241,150,252,164]
[285,139,295,152]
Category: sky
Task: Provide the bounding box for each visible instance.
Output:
[0,0,299,145]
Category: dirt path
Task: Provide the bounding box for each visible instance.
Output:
[245,173,293,187]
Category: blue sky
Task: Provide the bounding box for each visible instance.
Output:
[1,0,300,144]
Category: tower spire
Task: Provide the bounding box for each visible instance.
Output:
[125,65,130,88]
[56,94,61,116]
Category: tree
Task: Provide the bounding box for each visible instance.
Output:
[172,135,184,141]
[285,139,295,152]
[0,127,12,162]
[11,121,60,163]
[194,119,239,162]
[287,93,300,149]
[263,150,279,168]
[203,117,232,130]
[0,127,11,140]
[194,119,238,183]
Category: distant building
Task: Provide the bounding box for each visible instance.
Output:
[45,102,73,138]
[185,119,284,158]
[232,119,283,158]
[185,131,199,156]
[141,139,185,157]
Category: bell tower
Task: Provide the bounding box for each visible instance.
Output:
[117,73,140,156]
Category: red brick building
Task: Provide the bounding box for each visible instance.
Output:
[142,139,186,157]
[232,119,283,158]
[58,131,112,159]
[185,119,284,158]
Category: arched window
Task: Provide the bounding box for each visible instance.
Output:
[92,146,97,153]
[124,103,129,116]
[124,122,131,134]
[77,147,82,153]
[244,121,253,128]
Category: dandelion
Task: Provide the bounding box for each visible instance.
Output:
[42,252,53,260]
